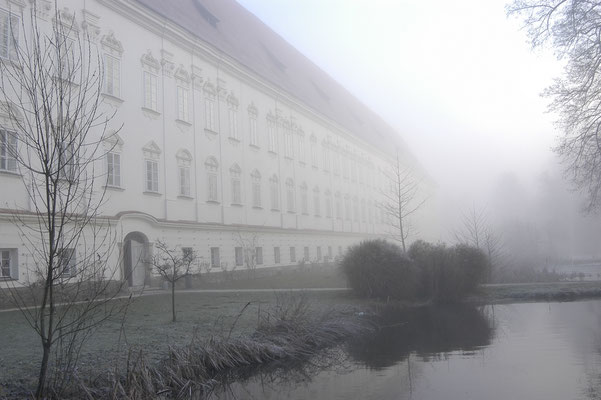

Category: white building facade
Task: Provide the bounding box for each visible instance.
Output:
[0,0,422,287]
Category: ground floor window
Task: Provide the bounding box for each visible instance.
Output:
[304,246,309,261]
[316,246,322,261]
[58,248,76,277]
[290,247,296,263]
[0,249,16,279]
[211,247,220,268]
[274,247,281,264]
[235,247,243,266]
[256,247,263,265]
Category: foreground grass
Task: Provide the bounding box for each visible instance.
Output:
[0,290,363,399]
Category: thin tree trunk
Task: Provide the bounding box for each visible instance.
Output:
[172,280,176,323]
[35,342,51,399]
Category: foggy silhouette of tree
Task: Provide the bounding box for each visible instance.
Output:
[509,0,601,211]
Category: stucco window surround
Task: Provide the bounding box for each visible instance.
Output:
[140,50,160,114]
[230,163,242,205]
[176,149,193,198]
[101,31,123,102]
[205,156,219,203]
[247,102,258,147]
[142,141,161,194]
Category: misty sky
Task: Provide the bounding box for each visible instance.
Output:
[236,0,564,206]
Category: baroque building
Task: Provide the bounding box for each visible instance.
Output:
[0,0,423,287]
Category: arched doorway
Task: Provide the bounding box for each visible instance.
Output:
[123,231,150,288]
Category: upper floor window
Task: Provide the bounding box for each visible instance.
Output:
[335,192,342,219]
[310,135,318,168]
[361,199,367,222]
[267,117,277,153]
[333,151,341,176]
[248,103,258,146]
[177,85,190,122]
[351,158,358,182]
[228,94,239,140]
[143,71,158,111]
[230,163,242,204]
[298,132,306,164]
[325,190,332,218]
[177,150,193,197]
[269,174,279,210]
[300,182,308,215]
[0,10,18,61]
[204,82,217,132]
[286,178,295,212]
[251,169,261,207]
[0,129,17,172]
[284,124,293,158]
[353,197,359,222]
[322,141,330,172]
[313,186,321,217]
[142,141,161,193]
[104,55,121,97]
[344,194,351,220]
[106,152,121,187]
[205,156,219,202]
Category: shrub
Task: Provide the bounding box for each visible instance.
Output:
[409,240,488,303]
[341,240,418,300]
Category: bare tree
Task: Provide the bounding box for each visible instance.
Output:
[380,149,426,252]
[234,231,260,277]
[454,204,505,280]
[0,3,125,398]
[508,0,601,211]
[149,240,197,322]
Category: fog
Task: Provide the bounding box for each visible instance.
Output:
[238,0,601,263]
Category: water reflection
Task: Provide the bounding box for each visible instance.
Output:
[348,304,494,368]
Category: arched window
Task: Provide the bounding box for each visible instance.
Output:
[205,156,219,202]
[269,174,279,210]
[286,178,295,212]
[230,163,242,204]
[251,169,261,207]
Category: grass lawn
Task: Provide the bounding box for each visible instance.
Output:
[0,289,360,397]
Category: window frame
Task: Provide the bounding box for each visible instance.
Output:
[0,129,17,172]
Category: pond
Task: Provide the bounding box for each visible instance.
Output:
[212,300,601,400]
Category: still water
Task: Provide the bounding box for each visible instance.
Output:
[214,300,601,400]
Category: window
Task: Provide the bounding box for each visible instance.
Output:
[145,160,159,192]
[0,130,17,172]
[256,247,263,265]
[205,157,219,202]
[176,149,192,197]
[333,151,341,176]
[228,107,239,140]
[274,247,280,264]
[56,35,76,81]
[344,195,351,220]
[300,182,308,215]
[177,86,190,122]
[353,197,359,222]
[182,247,194,264]
[104,54,121,97]
[316,246,322,261]
[106,152,121,187]
[284,124,293,158]
[323,142,330,171]
[248,104,258,146]
[343,155,349,179]
[230,164,242,204]
[143,71,158,111]
[58,248,76,277]
[298,134,306,163]
[251,170,261,207]
[286,178,295,212]
[351,159,358,182]
[204,95,216,131]
[290,247,296,263]
[328,246,333,259]
[235,247,243,267]
[304,246,309,261]
[0,249,16,279]
[0,10,18,60]
[269,174,279,210]
[361,199,367,222]
[179,166,190,196]
[335,192,342,220]
[310,135,318,167]
[267,118,277,152]
[210,247,220,268]
[313,186,320,217]
[59,141,77,182]
[325,190,332,218]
